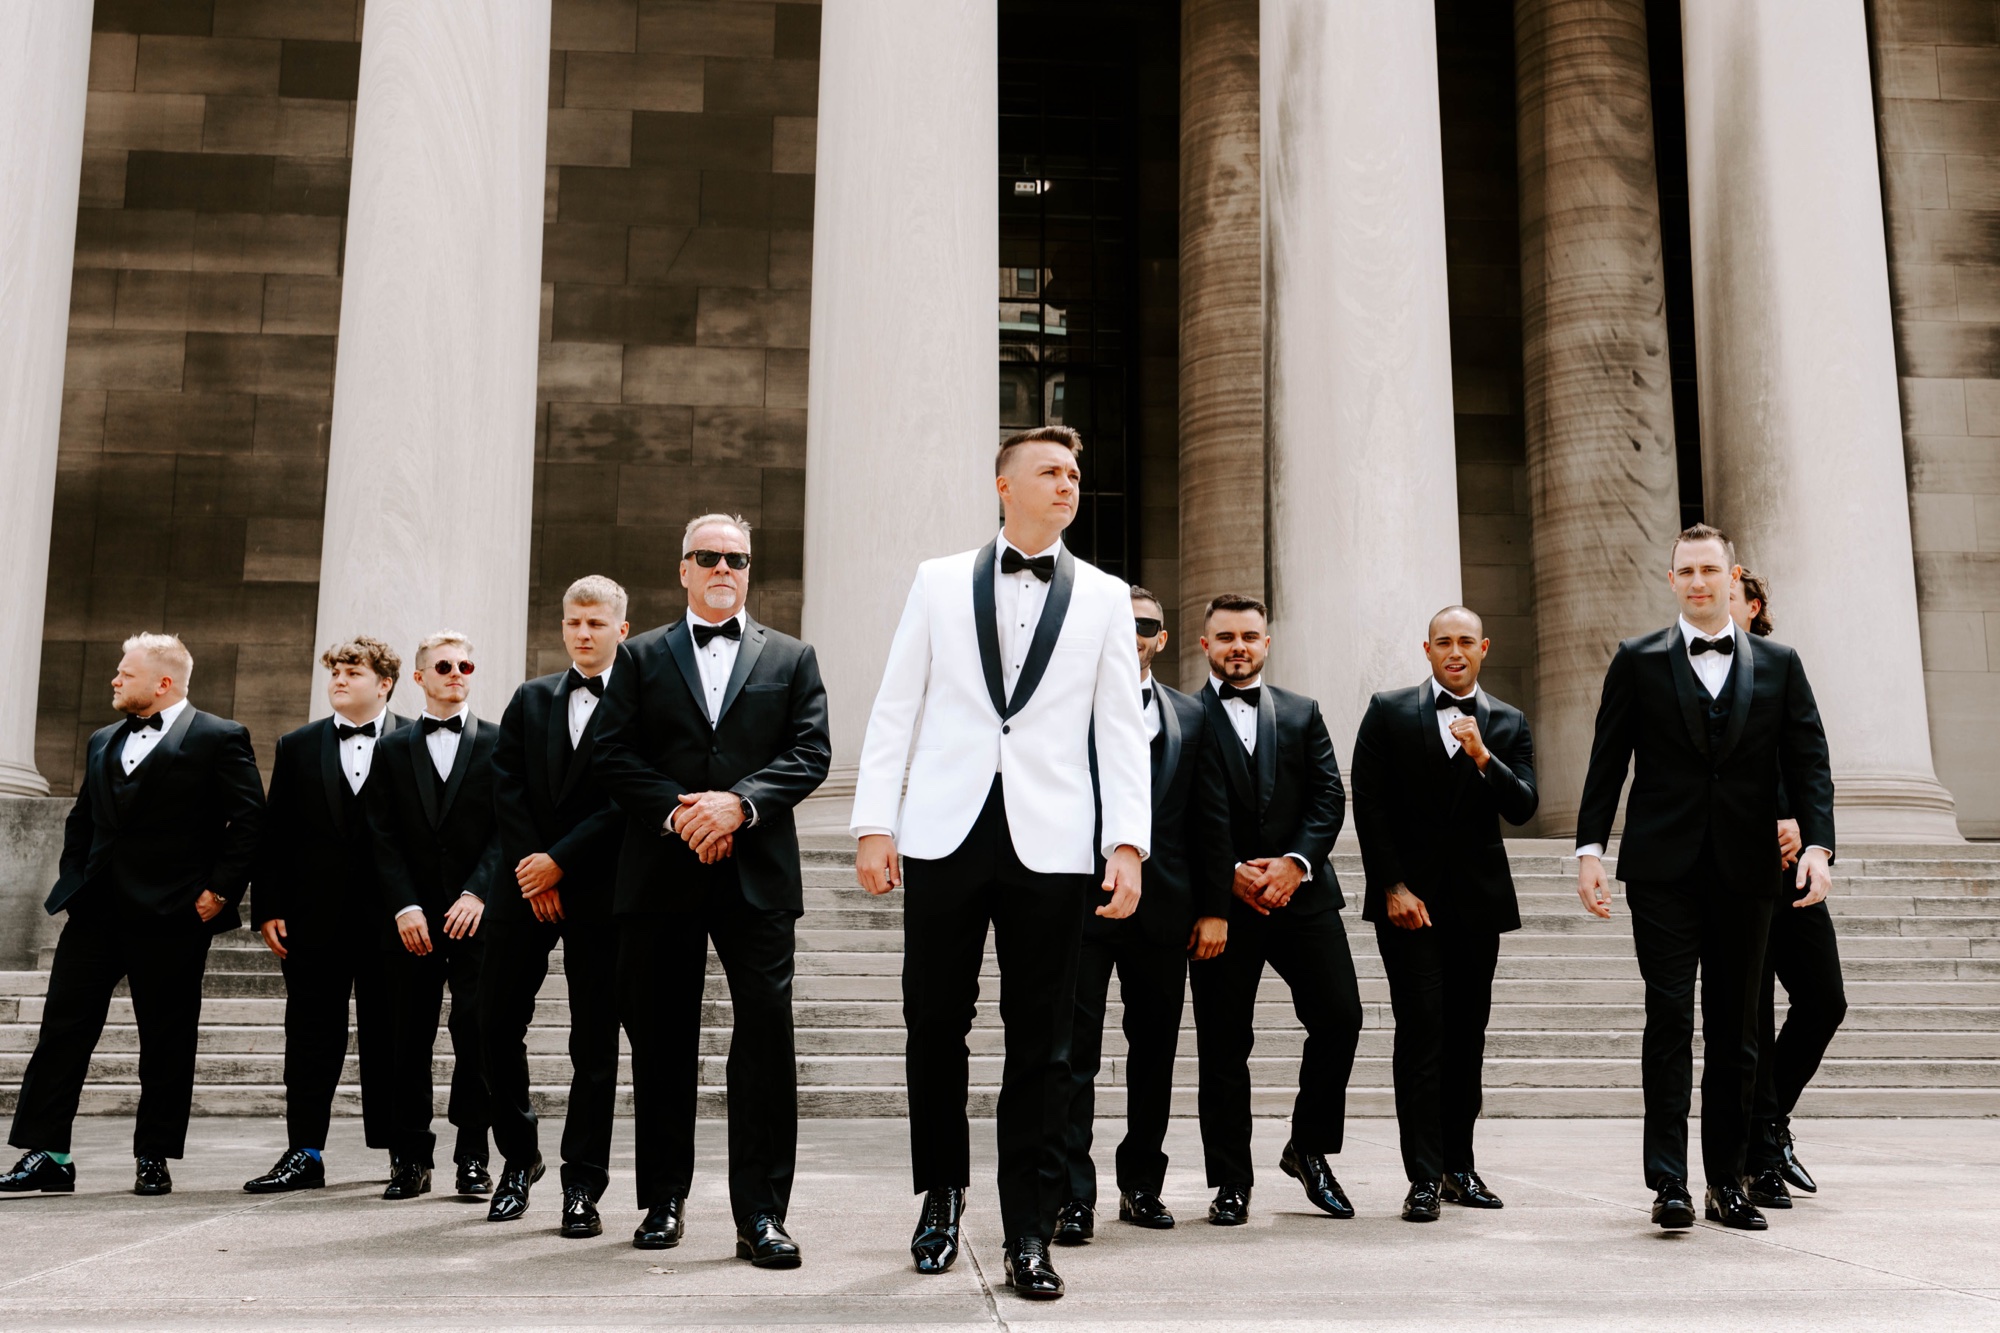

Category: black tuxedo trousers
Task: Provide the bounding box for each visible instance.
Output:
[1748,898,1846,1170]
[384,927,488,1168]
[280,928,391,1152]
[903,778,1091,1243]
[1058,919,1187,1204]
[1373,921,1500,1183]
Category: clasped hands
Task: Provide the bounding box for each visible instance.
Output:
[1231,856,1303,916]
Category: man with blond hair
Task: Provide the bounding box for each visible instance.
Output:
[2,634,264,1198]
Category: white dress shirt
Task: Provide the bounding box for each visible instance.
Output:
[567,659,612,748]
[1680,614,1736,698]
[119,697,190,774]
[996,532,1059,699]
[1140,673,1161,742]
[1433,679,1478,759]
[1207,676,1311,880]
[335,707,390,794]
[687,607,746,725]
[423,705,468,781]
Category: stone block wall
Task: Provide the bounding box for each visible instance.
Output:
[38,0,360,792]
[1872,0,2000,836]
[530,0,820,672]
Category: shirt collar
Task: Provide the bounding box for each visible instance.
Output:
[997,531,1063,563]
[570,658,614,688]
[1210,674,1262,696]
[1431,678,1477,704]
[145,698,191,731]
[1678,615,1736,648]
[685,608,747,635]
[424,704,468,725]
[334,703,388,734]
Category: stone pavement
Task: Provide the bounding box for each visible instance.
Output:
[0,1117,1994,1330]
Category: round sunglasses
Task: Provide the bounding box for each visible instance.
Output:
[687,549,751,570]
[428,660,476,676]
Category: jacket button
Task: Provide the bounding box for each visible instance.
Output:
[711,743,720,754]
[1002,724,1010,735]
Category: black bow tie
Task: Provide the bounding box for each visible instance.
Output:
[1435,691,1476,713]
[1141,685,1154,709]
[573,672,605,697]
[422,714,463,735]
[1689,635,1734,657]
[123,712,164,734]
[335,721,377,741]
[1219,683,1259,707]
[1001,547,1056,583]
[692,619,741,647]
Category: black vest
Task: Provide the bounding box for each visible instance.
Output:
[1695,659,1737,753]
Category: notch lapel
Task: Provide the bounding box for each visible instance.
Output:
[1714,632,1756,765]
[1004,548,1076,719]
[1254,685,1278,811]
[1665,628,1711,756]
[319,717,350,835]
[1153,687,1182,813]
[663,621,708,725]
[89,728,120,831]
[546,676,574,801]
[972,541,1008,720]
[715,620,768,727]
[127,705,198,816]
[437,714,479,824]
[1202,685,1255,811]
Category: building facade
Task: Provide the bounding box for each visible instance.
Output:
[2,0,1998,839]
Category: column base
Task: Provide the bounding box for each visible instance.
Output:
[0,761,50,798]
[1831,772,1963,844]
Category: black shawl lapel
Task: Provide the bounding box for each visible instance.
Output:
[1715,632,1756,766]
[1666,628,1711,756]
[547,675,575,800]
[88,728,120,830]
[1153,686,1182,813]
[1417,686,1453,787]
[412,724,443,828]
[128,704,198,816]
[972,542,1009,720]
[1004,548,1076,719]
[436,713,478,824]
[1254,685,1278,811]
[715,619,768,726]
[1202,685,1256,811]
[664,620,709,725]
[318,717,350,835]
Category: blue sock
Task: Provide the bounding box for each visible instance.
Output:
[302,1148,322,1162]
[46,1152,72,1165]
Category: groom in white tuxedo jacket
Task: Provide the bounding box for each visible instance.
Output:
[853,426,1151,1301]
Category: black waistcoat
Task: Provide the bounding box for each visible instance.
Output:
[1696,660,1737,754]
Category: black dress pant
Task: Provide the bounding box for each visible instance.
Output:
[1373,921,1501,1184]
[1190,899,1363,1188]
[279,926,390,1152]
[481,914,621,1196]
[383,926,488,1168]
[1746,898,1846,1171]
[1625,853,1773,1190]
[618,878,796,1224]
[1058,920,1187,1205]
[902,780,1090,1243]
[9,909,211,1159]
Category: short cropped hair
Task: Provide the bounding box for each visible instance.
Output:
[123,632,193,688]
[1428,605,1484,638]
[1129,584,1164,614]
[1671,521,1735,568]
[996,425,1083,476]
[415,630,473,671]
[682,513,752,556]
[1738,569,1775,638]
[320,635,401,682]
[563,574,629,621]
[1204,592,1268,624]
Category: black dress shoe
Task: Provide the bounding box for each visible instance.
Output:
[244,1147,325,1194]
[486,1158,545,1221]
[633,1196,685,1249]
[455,1157,492,1196]
[1207,1184,1250,1226]
[1441,1170,1504,1209]
[133,1156,172,1196]
[1003,1236,1064,1300]
[1651,1177,1695,1230]
[1052,1200,1094,1246]
[1118,1189,1175,1229]
[1744,1169,1793,1210]
[1401,1180,1441,1223]
[382,1156,432,1201]
[1279,1140,1354,1218]
[560,1186,602,1239]
[1704,1183,1768,1231]
[1777,1127,1817,1194]
[910,1186,964,1274]
[736,1213,802,1269]
[0,1151,75,1194]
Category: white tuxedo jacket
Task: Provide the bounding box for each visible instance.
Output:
[851,538,1152,874]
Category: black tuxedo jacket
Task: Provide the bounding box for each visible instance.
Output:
[251,712,412,937]
[1197,681,1347,916]
[1351,684,1539,934]
[489,669,626,925]
[364,712,503,923]
[1576,626,1835,893]
[49,706,265,933]
[592,616,832,916]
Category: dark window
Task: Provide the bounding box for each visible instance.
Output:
[1647,0,1705,527]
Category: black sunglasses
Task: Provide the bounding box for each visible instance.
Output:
[688,549,751,570]
[428,660,475,676]
[1134,617,1164,637]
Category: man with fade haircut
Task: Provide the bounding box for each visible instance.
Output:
[3,634,264,1199]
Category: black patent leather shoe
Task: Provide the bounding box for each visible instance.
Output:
[1744,1169,1793,1210]
[1003,1236,1064,1300]
[1401,1180,1441,1223]
[1118,1189,1175,1229]
[633,1196,685,1249]
[910,1186,964,1274]
[1441,1170,1504,1209]
[382,1156,432,1201]
[1207,1184,1250,1226]
[244,1147,324,1194]
[1279,1140,1354,1218]
[0,1150,75,1194]
[1651,1177,1695,1230]
[1777,1128,1817,1194]
[1705,1183,1768,1231]
[736,1213,802,1269]
[560,1185,602,1238]
[486,1158,544,1221]
[1052,1200,1094,1246]
[133,1156,172,1196]
[455,1157,491,1196]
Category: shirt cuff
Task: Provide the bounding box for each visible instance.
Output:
[395,905,423,920]
[1285,852,1313,880]
[742,797,759,828]
[853,826,894,840]
[1575,843,1605,861]
[1804,845,1832,860]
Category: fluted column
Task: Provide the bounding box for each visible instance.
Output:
[1262,0,1460,755]
[1682,1,1959,840]
[0,3,93,796]
[802,0,998,783]
[1177,0,1263,683]
[314,1,551,716]
[1515,0,1681,836]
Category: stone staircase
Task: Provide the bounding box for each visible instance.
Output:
[2,839,1997,1119]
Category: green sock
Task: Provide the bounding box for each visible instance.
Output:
[45,1152,72,1165]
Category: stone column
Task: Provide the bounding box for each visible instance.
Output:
[1261,0,1461,756]
[1514,0,1682,836]
[0,4,93,796]
[1682,1,1960,840]
[1177,0,1264,684]
[802,0,998,784]
[313,1,551,717]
